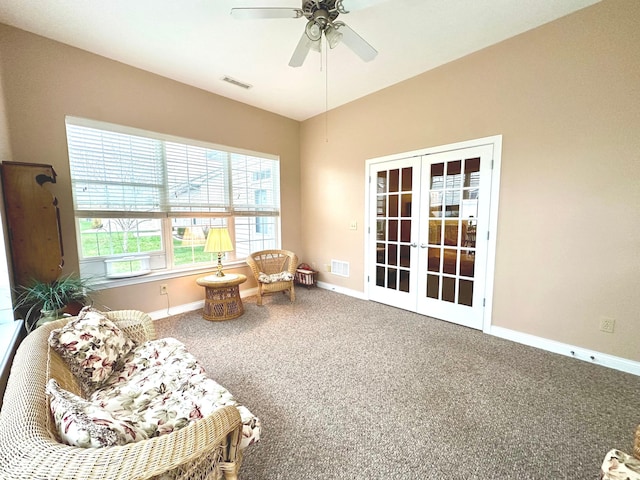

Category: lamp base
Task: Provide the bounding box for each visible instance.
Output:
[216,253,225,277]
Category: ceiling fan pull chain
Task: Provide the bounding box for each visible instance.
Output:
[325,35,330,143]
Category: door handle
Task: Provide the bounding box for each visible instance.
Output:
[420,243,428,248]
[410,243,417,248]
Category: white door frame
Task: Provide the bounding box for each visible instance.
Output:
[364,135,502,333]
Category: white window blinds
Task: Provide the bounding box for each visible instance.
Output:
[66,126,164,214]
[231,153,281,215]
[66,118,280,218]
[164,142,229,213]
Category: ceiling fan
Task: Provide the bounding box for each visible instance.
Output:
[231,0,385,67]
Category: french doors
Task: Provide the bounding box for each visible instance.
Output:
[367,143,495,330]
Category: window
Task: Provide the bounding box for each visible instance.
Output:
[255,189,271,234]
[66,116,281,281]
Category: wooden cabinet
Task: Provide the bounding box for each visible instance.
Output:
[0,162,63,286]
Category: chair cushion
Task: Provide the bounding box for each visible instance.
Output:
[258,271,294,284]
[46,379,147,448]
[48,307,137,394]
[93,337,261,448]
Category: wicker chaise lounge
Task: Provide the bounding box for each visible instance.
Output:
[0,310,251,480]
[600,426,640,479]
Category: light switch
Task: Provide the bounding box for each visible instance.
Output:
[349,220,357,230]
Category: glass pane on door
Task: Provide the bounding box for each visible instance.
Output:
[375,167,413,293]
[372,142,495,331]
[425,157,480,306]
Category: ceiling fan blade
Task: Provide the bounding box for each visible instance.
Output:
[289,33,321,67]
[289,31,313,67]
[230,8,303,20]
[336,23,378,62]
[337,0,390,12]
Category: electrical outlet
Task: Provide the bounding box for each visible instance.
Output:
[160,284,168,295]
[599,317,615,333]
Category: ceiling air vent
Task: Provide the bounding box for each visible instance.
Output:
[221,76,252,90]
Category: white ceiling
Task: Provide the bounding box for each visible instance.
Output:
[0,0,600,121]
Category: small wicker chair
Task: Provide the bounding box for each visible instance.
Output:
[246,249,298,306]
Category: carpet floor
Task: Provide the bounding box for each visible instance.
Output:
[155,287,639,479]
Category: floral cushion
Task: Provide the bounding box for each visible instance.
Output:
[601,449,640,480]
[46,379,147,448]
[258,271,294,284]
[48,307,137,394]
[92,338,261,449]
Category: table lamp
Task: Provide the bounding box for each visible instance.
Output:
[204,227,234,277]
[181,226,205,246]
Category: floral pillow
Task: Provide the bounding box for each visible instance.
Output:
[257,271,294,284]
[601,449,640,479]
[46,379,147,448]
[48,307,137,394]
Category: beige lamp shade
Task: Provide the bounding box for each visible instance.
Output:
[204,228,233,253]
[204,228,234,276]
[181,226,206,246]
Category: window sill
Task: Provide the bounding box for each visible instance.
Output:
[92,260,250,290]
[1,320,24,405]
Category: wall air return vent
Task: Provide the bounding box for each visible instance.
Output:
[331,260,350,277]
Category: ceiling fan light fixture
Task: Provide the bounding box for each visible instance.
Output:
[325,25,343,49]
[335,0,349,15]
[305,20,322,41]
[310,39,321,53]
[233,0,378,67]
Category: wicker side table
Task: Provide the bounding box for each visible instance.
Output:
[196,273,247,321]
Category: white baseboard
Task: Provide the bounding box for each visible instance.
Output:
[147,287,259,320]
[145,286,640,377]
[317,281,368,300]
[147,300,203,320]
[490,325,640,376]
[241,286,259,299]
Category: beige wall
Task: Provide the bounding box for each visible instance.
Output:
[0,51,11,164]
[0,0,638,363]
[0,24,301,313]
[300,0,640,361]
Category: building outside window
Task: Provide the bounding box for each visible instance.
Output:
[65,116,281,282]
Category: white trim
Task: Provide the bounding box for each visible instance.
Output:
[66,115,279,161]
[147,300,204,321]
[363,135,503,333]
[365,135,503,165]
[482,136,502,334]
[314,285,640,376]
[363,164,372,303]
[317,281,367,300]
[0,320,23,374]
[136,287,639,376]
[241,286,259,299]
[146,286,258,320]
[490,325,640,376]
[94,261,251,290]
